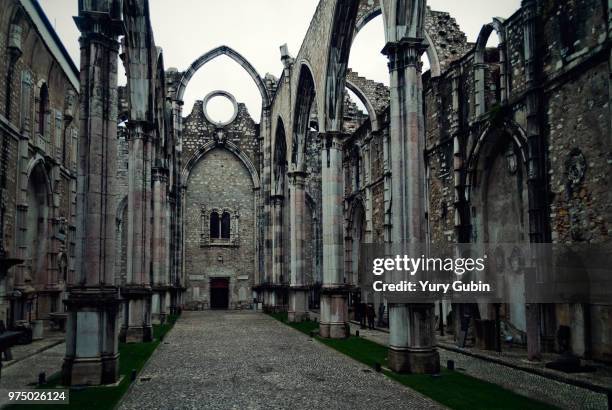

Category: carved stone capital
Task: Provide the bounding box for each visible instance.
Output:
[287,169,308,188]
[382,39,428,72]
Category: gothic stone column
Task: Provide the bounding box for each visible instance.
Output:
[169,100,183,314]
[122,121,153,342]
[523,0,547,361]
[287,168,309,322]
[269,194,284,310]
[261,107,273,301]
[151,166,169,324]
[319,133,348,339]
[382,38,440,374]
[63,5,122,386]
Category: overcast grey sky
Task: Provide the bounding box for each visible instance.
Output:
[40,0,521,121]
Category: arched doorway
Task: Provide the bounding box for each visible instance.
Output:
[24,162,52,321]
[469,127,530,333]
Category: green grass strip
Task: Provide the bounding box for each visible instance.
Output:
[6,314,179,410]
[268,312,558,410]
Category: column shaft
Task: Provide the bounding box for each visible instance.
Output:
[288,170,308,322]
[261,108,273,298]
[319,134,348,339]
[269,195,283,310]
[122,123,152,342]
[383,39,439,374]
[63,8,122,385]
[152,167,168,324]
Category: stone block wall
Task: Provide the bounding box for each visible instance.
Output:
[0,0,79,326]
[416,0,611,358]
[182,99,260,309]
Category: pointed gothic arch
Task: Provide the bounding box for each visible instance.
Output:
[474,18,508,113]
[182,140,260,190]
[345,79,380,132]
[24,157,52,287]
[273,117,288,196]
[292,63,317,169]
[175,45,270,109]
[352,4,441,77]
[324,0,360,132]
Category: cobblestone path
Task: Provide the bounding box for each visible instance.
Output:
[120,311,442,410]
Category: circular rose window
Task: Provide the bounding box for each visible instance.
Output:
[203,90,238,127]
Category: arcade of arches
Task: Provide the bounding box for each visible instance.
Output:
[0,0,611,386]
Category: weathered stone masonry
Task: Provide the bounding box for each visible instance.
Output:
[0,0,79,339]
[181,99,260,310]
[1,0,611,388]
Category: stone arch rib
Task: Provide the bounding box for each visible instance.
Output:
[353,4,449,78]
[273,116,288,196]
[465,120,529,193]
[292,63,317,168]
[182,140,261,190]
[175,45,270,108]
[475,18,506,59]
[25,155,52,201]
[345,72,383,131]
[325,0,360,132]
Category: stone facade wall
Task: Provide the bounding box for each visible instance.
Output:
[182,99,260,309]
[415,0,611,358]
[420,0,611,249]
[339,0,612,358]
[0,0,79,326]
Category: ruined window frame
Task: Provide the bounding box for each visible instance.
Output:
[200,206,240,247]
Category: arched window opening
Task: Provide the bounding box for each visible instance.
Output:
[38,84,49,137]
[221,212,231,239]
[484,35,502,107]
[293,65,316,167]
[475,22,507,115]
[25,164,49,287]
[274,119,288,195]
[207,209,234,244]
[210,211,220,239]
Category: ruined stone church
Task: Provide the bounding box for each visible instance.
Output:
[0,0,610,386]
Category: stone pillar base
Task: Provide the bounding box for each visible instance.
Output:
[158,312,167,325]
[319,291,348,339]
[388,347,440,374]
[319,320,348,338]
[263,287,285,313]
[62,354,119,386]
[62,288,121,386]
[151,290,168,325]
[288,288,309,323]
[269,290,278,311]
[151,292,160,325]
[123,325,153,343]
[120,288,153,343]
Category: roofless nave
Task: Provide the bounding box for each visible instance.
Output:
[0,0,610,386]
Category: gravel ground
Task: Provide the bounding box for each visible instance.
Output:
[0,343,65,408]
[119,311,443,410]
[0,343,65,390]
[345,322,607,410]
[437,349,607,410]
